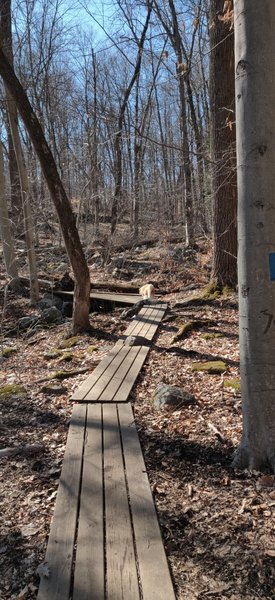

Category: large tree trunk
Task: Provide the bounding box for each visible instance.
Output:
[0,47,91,333]
[167,0,194,246]
[210,0,237,288]
[233,0,275,471]
[6,92,39,303]
[6,121,22,233]
[153,0,194,246]
[0,0,21,233]
[0,141,18,278]
[0,0,39,302]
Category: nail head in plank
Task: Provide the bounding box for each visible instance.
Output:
[73,404,104,600]
[118,404,175,600]
[37,404,87,600]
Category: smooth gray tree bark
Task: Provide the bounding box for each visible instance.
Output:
[1,0,39,302]
[0,141,18,278]
[234,0,275,471]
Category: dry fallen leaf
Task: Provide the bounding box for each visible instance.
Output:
[21,524,41,537]
[257,475,275,490]
[264,548,275,557]
[16,585,29,599]
[238,498,247,514]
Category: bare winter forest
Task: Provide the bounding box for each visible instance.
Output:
[0,1,275,599]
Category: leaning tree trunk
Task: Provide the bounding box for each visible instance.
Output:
[233,0,275,471]
[0,47,91,334]
[0,141,18,278]
[210,0,237,289]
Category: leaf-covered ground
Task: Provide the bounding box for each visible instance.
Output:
[0,238,274,599]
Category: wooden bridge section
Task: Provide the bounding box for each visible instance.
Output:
[72,303,166,403]
[54,289,141,305]
[38,301,176,600]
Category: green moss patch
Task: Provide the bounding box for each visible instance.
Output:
[192,360,227,374]
[58,336,79,349]
[57,352,74,363]
[224,378,240,391]
[44,349,63,360]
[171,319,211,343]
[201,333,224,340]
[87,345,98,354]
[222,285,235,296]
[49,368,88,380]
[201,282,221,299]
[0,383,27,397]
[2,347,18,358]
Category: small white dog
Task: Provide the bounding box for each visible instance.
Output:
[139,283,155,299]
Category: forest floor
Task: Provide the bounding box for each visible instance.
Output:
[0,230,275,600]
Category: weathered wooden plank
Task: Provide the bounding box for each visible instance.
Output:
[73,404,104,600]
[71,343,123,401]
[140,305,167,340]
[119,405,175,600]
[132,309,164,340]
[37,404,87,600]
[124,304,166,340]
[92,291,140,304]
[99,345,141,401]
[85,345,134,402]
[103,404,140,600]
[55,289,140,305]
[72,303,166,403]
[113,346,150,402]
[124,306,155,337]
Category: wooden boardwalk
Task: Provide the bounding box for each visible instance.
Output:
[72,303,166,402]
[38,300,176,600]
[37,403,175,600]
[55,289,141,305]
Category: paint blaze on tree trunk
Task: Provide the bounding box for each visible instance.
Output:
[210,0,237,288]
[234,0,275,471]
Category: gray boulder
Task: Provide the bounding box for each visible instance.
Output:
[39,306,64,324]
[37,294,63,311]
[152,383,195,410]
[19,316,38,330]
